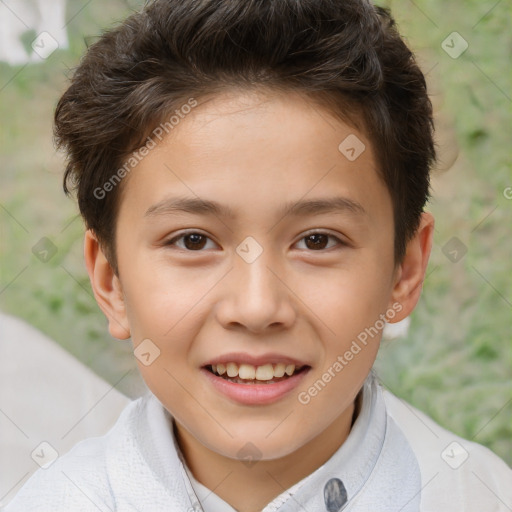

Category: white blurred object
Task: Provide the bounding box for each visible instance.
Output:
[0,0,68,65]
[0,312,130,507]
[382,316,411,340]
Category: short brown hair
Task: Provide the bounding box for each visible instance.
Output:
[55,0,435,273]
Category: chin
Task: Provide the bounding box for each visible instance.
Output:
[200,424,307,462]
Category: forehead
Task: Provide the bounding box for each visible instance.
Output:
[117,88,392,228]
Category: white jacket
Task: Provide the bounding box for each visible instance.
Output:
[3,373,511,511]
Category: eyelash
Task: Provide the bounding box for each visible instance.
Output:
[164,230,346,252]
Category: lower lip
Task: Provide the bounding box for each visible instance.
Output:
[200,367,311,405]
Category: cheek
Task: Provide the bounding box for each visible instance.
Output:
[302,260,392,336]
[122,244,393,351]
[120,261,220,396]
[121,255,209,338]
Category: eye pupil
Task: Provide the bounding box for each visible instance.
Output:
[172,232,339,252]
[305,234,328,250]
[184,233,207,250]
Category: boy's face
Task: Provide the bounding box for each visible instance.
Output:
[87,89,431,462]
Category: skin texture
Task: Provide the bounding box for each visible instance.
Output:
[84,89,434,512]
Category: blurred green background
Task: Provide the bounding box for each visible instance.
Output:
[0,0,510,464]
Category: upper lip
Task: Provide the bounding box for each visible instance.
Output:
[202,352,310,368]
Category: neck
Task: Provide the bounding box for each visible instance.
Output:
[174,396,361,512]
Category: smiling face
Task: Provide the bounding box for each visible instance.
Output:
[85,88,432,468]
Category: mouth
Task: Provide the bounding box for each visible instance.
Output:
[204,362,310,385]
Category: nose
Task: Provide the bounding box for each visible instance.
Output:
[215,248,296,333]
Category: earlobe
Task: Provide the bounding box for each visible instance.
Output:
[387,212,435,323]
[83,230,131,340]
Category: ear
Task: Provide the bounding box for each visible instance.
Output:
[84,230,131,340]
[387,212,435,322]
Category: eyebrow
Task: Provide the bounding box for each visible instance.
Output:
[144,195,367,219]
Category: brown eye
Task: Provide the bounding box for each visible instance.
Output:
[304,233,329,250]
[166,232,215,251]
[183,233,207,250]
[296,232,344,251]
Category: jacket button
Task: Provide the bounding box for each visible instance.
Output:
[324,478,348,511]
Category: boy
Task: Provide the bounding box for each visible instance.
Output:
[5,0,511,510]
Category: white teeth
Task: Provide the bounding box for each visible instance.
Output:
[273,363,286,378]
[255,364,274,380]
[226,362,238,377]
[285,364,295,376]
[210,362,301,380]
[238,364,256,380]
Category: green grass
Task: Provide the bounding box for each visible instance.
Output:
[0,0,510,465]
[375,0,512,464]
